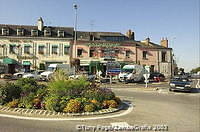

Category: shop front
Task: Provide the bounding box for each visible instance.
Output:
[3,58,18,74]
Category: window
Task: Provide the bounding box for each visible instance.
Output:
[161,52,167,62]
[2,28,9,36]
[17,28,24,36]
[77,49,83,57]
[38,45,45,54]
[125,50,131,58]
[31,29,38,36]
[44,29,51,37]
[143,51,147,59]
[64,46,70,54]
[24,46,30,54]
[9,45,15,54]
[89,49,95,57]
[57,30,65,37]
[52,45,58,54]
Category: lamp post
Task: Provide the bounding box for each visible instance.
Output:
[73,4,78,58]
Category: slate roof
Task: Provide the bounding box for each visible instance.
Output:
[0,24,74,38]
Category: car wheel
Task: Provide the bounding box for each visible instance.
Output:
[169,88,173,92]
[18,74,22,78]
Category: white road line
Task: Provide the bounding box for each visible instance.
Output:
[0,102,133,121]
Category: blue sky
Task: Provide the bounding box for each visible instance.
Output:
[0,0,199,72]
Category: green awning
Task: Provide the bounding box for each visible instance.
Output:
[3,58,18,64]
[23,61,31,65]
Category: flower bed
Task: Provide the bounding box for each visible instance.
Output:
[0,70,121,113]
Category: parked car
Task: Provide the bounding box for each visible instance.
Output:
[0,73,13,79]
[149,72,165,82]
[22,70,43,80]
[169,76,192,92]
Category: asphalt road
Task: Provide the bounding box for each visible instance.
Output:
[0,80,200,132]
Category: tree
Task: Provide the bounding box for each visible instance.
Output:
[191,67,200,73]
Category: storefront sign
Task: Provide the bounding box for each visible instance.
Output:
[87,43,120,47]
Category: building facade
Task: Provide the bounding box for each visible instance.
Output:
[0,18,73,73]
[0,18,173,77]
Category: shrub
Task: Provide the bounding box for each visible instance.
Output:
[83,88,115,102]
[16,78,39,96]
[63,99,81,113]
[0,82,21,105]
[19,92,35,109]
[7,99,19,108]
[33,98,42,109]
[108,100,118,108]
[84,104,95,112]
[48,77,89,97]
[102,100,118,109]
[44,95,61,112]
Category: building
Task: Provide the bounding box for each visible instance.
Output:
[73,31,173,77]
[0,17,73,73]
[0,18,174,77]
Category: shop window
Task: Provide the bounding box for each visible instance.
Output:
[89,49,95,57]
[24,46,30,54]
[38,46,45,54]
[143,51,147,59]
[162,52,167,62]
[52,46,58,54]
[77,49,83,57]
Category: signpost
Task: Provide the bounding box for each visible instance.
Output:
[143,66,150,88]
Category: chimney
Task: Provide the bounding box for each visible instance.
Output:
[37,17,44,31]
[160,37,168,48]
[126,29,135,40]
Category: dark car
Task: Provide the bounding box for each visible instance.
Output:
[169,77,192,92]
[149,72,165,82]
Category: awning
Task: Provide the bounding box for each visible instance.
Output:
[9,44,16,46]
[38,45,45,47]
[3,58,18,64]
[23,61,31,65]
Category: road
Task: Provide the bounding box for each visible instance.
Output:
[0,80,200,132]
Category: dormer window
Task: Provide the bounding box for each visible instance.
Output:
[57,30,64,37]
[2,28,9,36]
[31,29,38,37]
[17,28,24,36]
[44,28,51,37]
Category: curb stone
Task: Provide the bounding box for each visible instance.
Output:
[0,102,124,117]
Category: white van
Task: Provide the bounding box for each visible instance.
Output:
[118,65,145,82]
[40,64,75,80]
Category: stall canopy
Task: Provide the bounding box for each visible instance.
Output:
[3,58,18,64]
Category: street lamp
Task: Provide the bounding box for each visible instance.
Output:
[73,4,78,58]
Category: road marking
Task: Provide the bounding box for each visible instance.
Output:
[0,102,133,121]
[111,122,130,127]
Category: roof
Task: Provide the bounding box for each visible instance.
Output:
[0,24,74,38]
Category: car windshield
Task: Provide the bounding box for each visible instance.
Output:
[121,69,133,73]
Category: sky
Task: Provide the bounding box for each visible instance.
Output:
[0,0,199,72]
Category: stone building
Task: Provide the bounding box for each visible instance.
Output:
[0,18,173,77]
[0,17,73,73]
